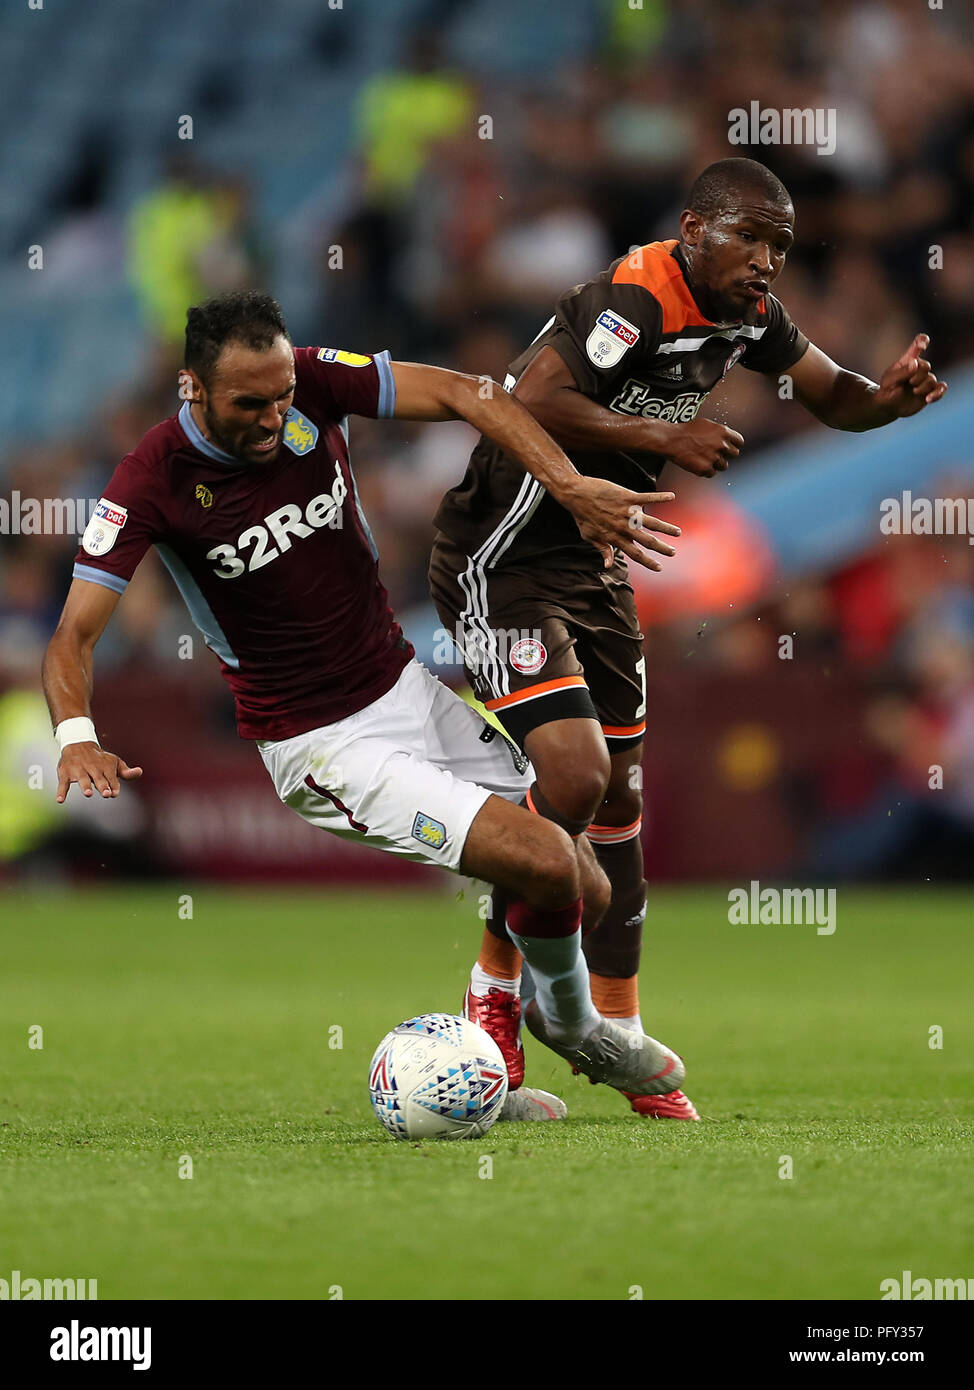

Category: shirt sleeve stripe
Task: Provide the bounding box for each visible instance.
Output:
[73,562,129,594]
[374,349,396,418]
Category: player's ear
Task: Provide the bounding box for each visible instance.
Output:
[680,209,703,246]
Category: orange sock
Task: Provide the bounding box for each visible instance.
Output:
[477,927,522,982]
[590,973,640,1019]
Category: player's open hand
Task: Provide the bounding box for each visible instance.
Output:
[56,743,143,803]
[875,335,947,419]
[564,475,681,570]
[665,417,744,477]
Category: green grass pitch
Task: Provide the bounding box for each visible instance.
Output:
[1,885,971,1301]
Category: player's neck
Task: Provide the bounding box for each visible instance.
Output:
[189,401,213,442]
[676,243,742,327]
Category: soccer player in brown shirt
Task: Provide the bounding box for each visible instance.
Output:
[431,157,947,1120]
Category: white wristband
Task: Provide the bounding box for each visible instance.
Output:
[55,717,99,753]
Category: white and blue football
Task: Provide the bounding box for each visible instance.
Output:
[368,1013,509,1140]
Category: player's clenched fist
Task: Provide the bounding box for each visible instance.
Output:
[561,474,681,571]
[56,743,143,802]
[665,417,744,476]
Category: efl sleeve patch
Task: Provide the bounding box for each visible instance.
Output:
[585,310,641,369]
[82,498,128,556]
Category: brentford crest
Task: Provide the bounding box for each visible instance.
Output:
[510,638,547,674]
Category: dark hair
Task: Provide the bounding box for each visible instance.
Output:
[184,290,290,383]
[686,158,792,220]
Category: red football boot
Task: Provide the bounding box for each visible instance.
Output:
[463,986,525,1090]
[625,1089,700,1120]
[570,1063,700,1119]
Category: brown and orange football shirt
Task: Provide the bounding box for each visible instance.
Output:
[432,239,808,572]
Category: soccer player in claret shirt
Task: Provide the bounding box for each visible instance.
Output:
[42,291,689,1121]
[431,157,947,1121]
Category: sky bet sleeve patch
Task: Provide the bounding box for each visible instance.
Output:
[585,310,641,369]
[82,498,128,556]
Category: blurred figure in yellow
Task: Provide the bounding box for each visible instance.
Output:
[127,158,261,347]
[356,33,472,208]
[0,683,59,868]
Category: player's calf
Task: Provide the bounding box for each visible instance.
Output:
[463,793,597,1041]
[586,754,649,1049]
[576,833,611,934]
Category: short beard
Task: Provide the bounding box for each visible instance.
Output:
[201,405,254,464]
[688,247,744,323]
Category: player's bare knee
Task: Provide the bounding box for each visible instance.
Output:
[537,761,610,829]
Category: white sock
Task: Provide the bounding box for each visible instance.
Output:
[613,1013,644,1033]
[506,928,599,1042]
[470,962,520,997]
[519,961,537,1009]
[517,963,537,1038]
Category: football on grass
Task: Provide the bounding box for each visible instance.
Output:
[368,1013,509,1140]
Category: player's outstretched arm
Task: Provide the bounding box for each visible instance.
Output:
[388,359,681,570]
[512,345,744,478]
[789,335,947,432]
[42,579,143,802]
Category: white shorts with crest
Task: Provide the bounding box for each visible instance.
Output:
[257,659,533,872]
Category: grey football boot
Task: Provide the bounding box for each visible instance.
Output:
[524,1000,685,1097]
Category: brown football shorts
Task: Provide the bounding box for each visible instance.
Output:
[429,537,647,752]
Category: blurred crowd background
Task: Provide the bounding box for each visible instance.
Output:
[2,0,973,883]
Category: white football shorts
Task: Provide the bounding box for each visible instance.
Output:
[257,659,534,872]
